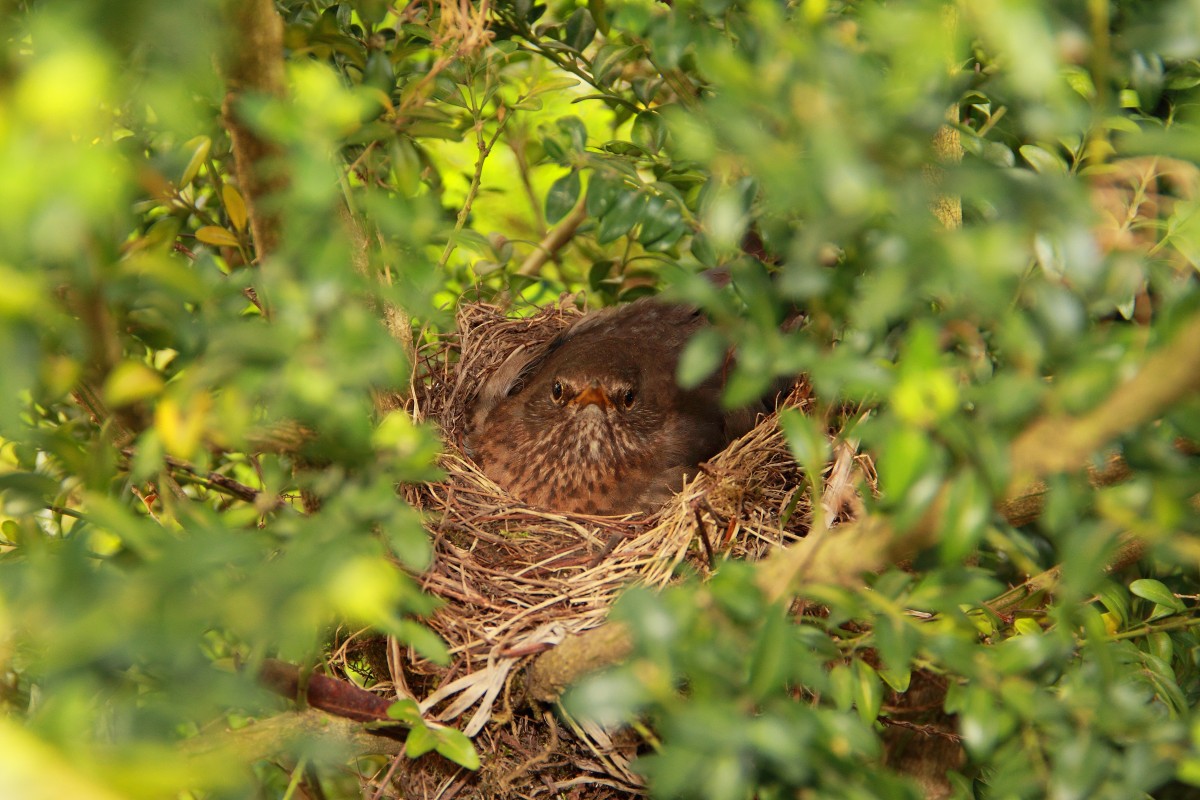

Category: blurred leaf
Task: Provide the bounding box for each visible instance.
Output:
[676,326,725,389]
[103,361,164,407]
[545,169,581,224]
[1019,144,1068,175]
[632,110,666,154]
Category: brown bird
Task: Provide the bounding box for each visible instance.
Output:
[467,298,759,515]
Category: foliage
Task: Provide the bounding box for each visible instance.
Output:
[1,0,1199,798]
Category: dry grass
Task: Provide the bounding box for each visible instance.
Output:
[338,299,867,799]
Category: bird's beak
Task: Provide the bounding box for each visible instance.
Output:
[570,384,613,409]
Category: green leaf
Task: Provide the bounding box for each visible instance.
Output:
[545,170,581,224]
[563,7,596,52]
[434,726,481,770]
[588,0,610,35]
[1129,579,1184,613]
[586,172,624,217]
[405,723,437,758]
[851,658,883,725]
[637,195,683,245]
[596,190,646,244]
[632,110,666,154]
[103,361,165,407]
[179,135,211,188]
[386,699,423,725]
[0,472,60,514]
[221,185,248,232]
[1019,144,1068,175]
[394,619,451,665]
[676,327,725,389]
[937,469,990,564]
[556,115,588,152]
[747,608,789,701]
[779,407,830,477]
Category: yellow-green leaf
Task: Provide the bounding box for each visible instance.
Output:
[0,719,128,800]
[103,361,164,407]
[433,726,480,770]
[179,134,211,188]
[222,184,248,232]
[195,226,240,248]
[154,392,211,459]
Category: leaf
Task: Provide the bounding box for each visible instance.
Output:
[747,608,789,700]
[395,618,451,665]
[386,699,423,725]
[528,77,581,98]
[405,723,437,758]
[179,134,211,188]
[632,110,666,154]
[0,472,60,514]
[1129,579,1185,613]
[434,726,481,770]
[195,226,240,248]
[563,7,596,52]
[588,0,610,35]
[556,115,588,152]
[676,327,725,389]
[636,195,683,246]
[586,172,624,217]
[778,408,830,476]
[851,658,883,725]
[596,190,646,244]
[104,361,165,407]
[222,185,248,232]
[545,169,581,224]
[1019,144,1068,175]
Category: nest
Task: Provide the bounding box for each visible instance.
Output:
[341,299,867,799]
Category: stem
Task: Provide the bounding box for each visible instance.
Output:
[436,111,508,271]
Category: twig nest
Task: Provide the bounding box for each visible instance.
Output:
[367,299,861,796]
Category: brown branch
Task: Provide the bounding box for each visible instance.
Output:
[182,708,403,764]
[259,658,406,734]
[220,0,287,260]
[1007,312,1200,495]
[517,201,588,278]
[524,621,632,703]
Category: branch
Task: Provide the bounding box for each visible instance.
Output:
[524,621,632,703]
[517,201,588,278]
[258,658,405,733]
[220,0,287,260]
[182,708,403,764]
[1007,313,1200,494]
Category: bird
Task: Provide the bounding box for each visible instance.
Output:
[466,298,762,515]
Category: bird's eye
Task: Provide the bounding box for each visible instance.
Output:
[551,381,564,402]
[622,388,636,409]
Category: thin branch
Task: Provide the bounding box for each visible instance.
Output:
[516,201,588,278]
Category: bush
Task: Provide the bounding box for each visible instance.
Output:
[1,1,1198,798]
